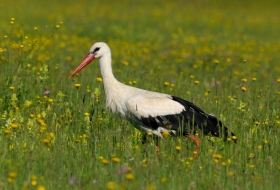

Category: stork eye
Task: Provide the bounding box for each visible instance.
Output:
[92,47,100,54]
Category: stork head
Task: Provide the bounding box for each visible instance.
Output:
[69,42,110,78]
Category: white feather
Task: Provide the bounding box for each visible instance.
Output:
[126,92,185,118]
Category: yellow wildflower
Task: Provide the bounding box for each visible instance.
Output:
[42,138,51,146]
[112,157,121,163]
[164,82,170,86]
[8,172,17,178]
[31,180,37,186]
[162,131,169,138]
[160,177,167,183]
[228,171,235,176]
[121,61,129,66]
[49,132,55,138]
[125,173,134,180]
[37,186,46,190]
[146,184,156,190]
[213,59,219,64]
[3,129,11,135]
[241,87,247,91]
[175,146,181,151]
[10,123,19,129]
[96,77,102,82]
[106,181,116,190]
[7,178,13,183]
[102,159,109,165]
[248,153,255,159]
[75,84,81,88]
[24,100,32,108]
[147,132,153,136]
[48,99,54,104]
[247,164,255,168]
[242,78,247,82]
[213,154,223,159]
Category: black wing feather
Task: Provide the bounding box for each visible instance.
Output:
[136,96,234,140]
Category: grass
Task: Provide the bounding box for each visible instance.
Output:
[0,0,280,189]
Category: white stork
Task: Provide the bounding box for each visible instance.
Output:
[69,42,235,158]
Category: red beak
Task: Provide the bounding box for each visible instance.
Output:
[69,53,96,78]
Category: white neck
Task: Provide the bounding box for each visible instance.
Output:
[99,53,115,81]
[99,53,127,116]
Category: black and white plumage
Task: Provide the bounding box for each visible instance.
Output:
[70,42,235,158]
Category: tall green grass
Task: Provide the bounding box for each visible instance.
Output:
[0,0,279,189]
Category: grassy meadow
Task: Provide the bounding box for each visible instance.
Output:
[1,0,280,189]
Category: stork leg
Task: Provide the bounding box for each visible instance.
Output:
[153,136,160,152]
[184,134,201,158]
[141,134,147,144]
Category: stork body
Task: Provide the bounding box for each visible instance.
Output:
[70,42,235,157]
